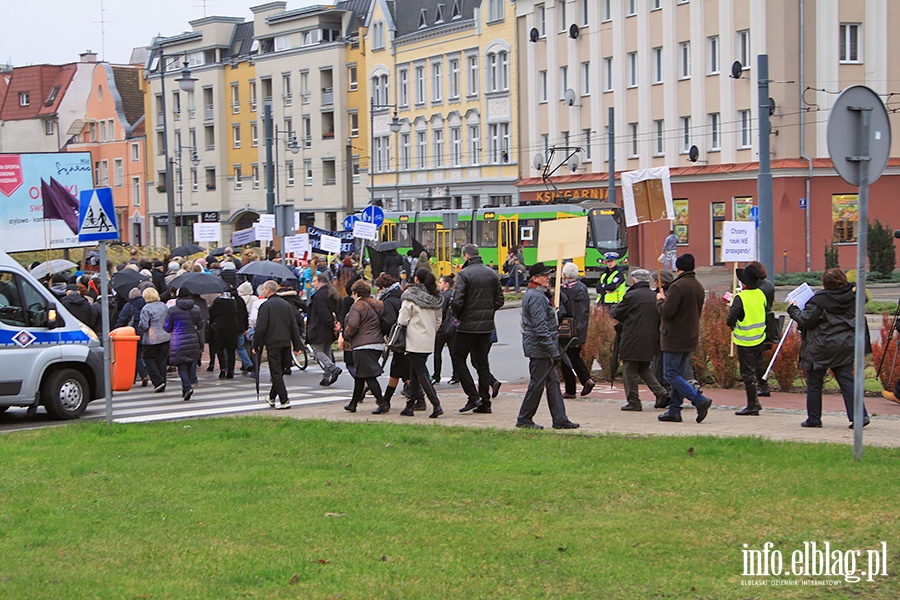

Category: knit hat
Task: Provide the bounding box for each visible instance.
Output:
[675,254,695,272]
[167,261,180,272]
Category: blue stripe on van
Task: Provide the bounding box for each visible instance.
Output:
[0,329,91,347]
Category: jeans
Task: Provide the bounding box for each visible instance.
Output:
[623,360,668,404]
[517,357,571,427]
[236,334,252,369]
[805,363,868,424]
[177,361,197,394]
[664,250,677,271]
[311,342,337,374]
[407,352,440,407]
[451,332,494,404]
[142,342,169,388]
[663,351,704,414]
[561,344,592,395]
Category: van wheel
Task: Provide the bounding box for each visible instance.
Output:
[42,369,89,420]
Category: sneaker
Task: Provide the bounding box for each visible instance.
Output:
[516,422,544,430]
[328,367,342,385]
[695,396,712,423]
[448,377,459,385]
[266,396,276,408]
[658,412,683,423]
[552,421,580,430]
[430,375,440,385]
[183,389,193,402]
[276,400,291,410]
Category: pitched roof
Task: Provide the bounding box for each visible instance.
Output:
[0,64,76,121]
[394,0,478,39]
[226,21,255,59]
[111,65,144,128]
[337,0,371,39]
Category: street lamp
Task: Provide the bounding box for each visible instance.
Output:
[271,124,300,207]
[156,47,197,248]
[369,97,402,208]
[171,144,200,245]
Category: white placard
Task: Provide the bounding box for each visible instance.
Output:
[193,222,221,243]
[320,234,342,254]
[787,282,815,310]
[352,220,378,240]
[285,233,310,256]
[255,223,273,241]
[721,221,757,262]
[231,227,255,247]
[258,214,276,228]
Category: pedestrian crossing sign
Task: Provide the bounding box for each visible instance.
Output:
[78,188,119,242]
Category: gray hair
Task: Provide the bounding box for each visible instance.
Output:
[461,243,479,258]
[262,280,279,295]
[562,262,579,279]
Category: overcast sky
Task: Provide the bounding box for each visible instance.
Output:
[3,0,322,66]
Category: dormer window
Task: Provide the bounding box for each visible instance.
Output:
[452,0,462,19]
[436,4,444,23]
[19,92,30,107]
[419,9,428,28]
[45,85,60,106]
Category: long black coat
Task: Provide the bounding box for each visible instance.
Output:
[787,284,856,371]
[209,295,240,350]
[307,284,340,345]
[611,281,661,362]
[657,271,705,353]
[559,279,590,347]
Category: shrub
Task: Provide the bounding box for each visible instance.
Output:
[868,219,896,279]
[768,324,803,392]
[870,314,900,391]
[699,294,739,388]
[824,240,840,270]
[582,305,618,383]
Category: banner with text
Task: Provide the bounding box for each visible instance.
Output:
[307,225,354,255]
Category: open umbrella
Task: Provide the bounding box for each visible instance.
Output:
[376,240,401,252]
[206,247,228,263]
[111,269,150,298]
[366,245,385,278]
[169,272,229,295]
[30,259,78,280]
[236,260,298,281]
[172,243,205,257]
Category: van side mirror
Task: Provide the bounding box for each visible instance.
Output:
[47,305,59,330]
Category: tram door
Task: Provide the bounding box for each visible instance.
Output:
[497,215,519,270]
[380,221,396,242]
[556,212,586,274]
[435,227,452,276]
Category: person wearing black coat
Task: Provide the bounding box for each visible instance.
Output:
[611,270,669,411]
[307,274,342,385]
[61,286,99,331]
[787,268,869,428]
[558,263,595,398]
[164,288,203,401]
[276,283,307,375]
[432,274,457,384]
[450,244,505,413]
[382,249,405,280]
[253,280,303,409]
[209,291,240,379]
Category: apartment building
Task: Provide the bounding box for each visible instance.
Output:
[515,0,900,270]
[366,0,519,215]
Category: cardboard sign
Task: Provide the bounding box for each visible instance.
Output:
[193,222,221,242]
[536,217,588,262]
[621,166,675,227]
[352,220,378,240]
[320,234,342,254]
[721,221,757,262]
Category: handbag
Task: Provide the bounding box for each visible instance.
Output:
[657,252,666,264]
[386,321,407,352]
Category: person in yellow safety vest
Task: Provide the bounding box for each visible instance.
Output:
[596,252,627,307]
[726,264,770,416]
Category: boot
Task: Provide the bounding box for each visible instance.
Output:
[344,399,358,413]
[429,403,444,418]
[735,385,761,416]
[413,398,427,411]
[400,400,415,417]
[372,402,390,415]
[382,385,396,405]
[621,402,642,411]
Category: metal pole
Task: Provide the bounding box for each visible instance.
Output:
[757,54,774,277]
[852,105,871,461]
[369,96,375,206]
[264,101,275,215]
[607,106,615,205]
[159,50,176,249]
[100,242,113,425]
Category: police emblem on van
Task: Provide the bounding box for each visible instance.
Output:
[12,330,36,348]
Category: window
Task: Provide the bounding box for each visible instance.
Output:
[282,73,292,105]
[629,123,639,157]
[468,125,480,165]
[191,168,198,192]
[679,42,691,79]
[628,52,637,87]
[652,0,662,9]
[680,117,691,153]
[559,66,568,99]
[541,133,549,158]
[417,131,427,168]
[19,92,29,106]
[451,127,462,166]
[832,194,859,243]
[539,71,548,102]
[582,129,592,160]
[234,166,243,190]
[739,109,752,148]
[737,30,751,69]
[558,1,567,30]
[415,65,425,104]
[286,160,295,186]
[45,120,54,135]
[349,112,359,137]
[131,177,141,206]
[251,122,258,147]
[627,0,636,17]
[205,168,216,190]
[486,50,509,92]
[488,123,509,164]
[232,124,241,149]
[653,47,663,83]
[97,160,109,186]
[300,71,310,104]
[708,36,720,74]
[673,198,689,243]
[372,74,389,107]
[131,142,140,162]
[602,0,611,21]
[371,22,385,49]
[488,0,504,21]
[100,121,107,143]
[536,5,546,36]
[231,83,240,113]
[448,58,460,99]
[398,67,409,106]
[348,65,358,91]
[401,133,411,169]
[433,127,444,167]
[654,120,665,156]
[0,272,51,328]
[467,55,479,96]
[581,0,589,25]
[840,23,861,63]
[581,62,590,95]
[274,34,292,52]
[249,80,257,111]
[709,113,721,150]
[252,165,260,189]
[114,159,124,186]
[323,159,336,186]
[603,57,613,91]
[303,116,312,147]
[304,159,313,185]
[432,61,443,102]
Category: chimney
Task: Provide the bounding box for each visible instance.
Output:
[80,51,98,63]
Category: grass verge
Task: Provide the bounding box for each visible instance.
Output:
[0,419,897,599]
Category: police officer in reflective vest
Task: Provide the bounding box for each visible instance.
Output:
[726,264,769,415]
[596,252,627,307]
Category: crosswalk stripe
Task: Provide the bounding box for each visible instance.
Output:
[114,397,347,423]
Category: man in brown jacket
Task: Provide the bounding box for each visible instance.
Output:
[656,254,713,423]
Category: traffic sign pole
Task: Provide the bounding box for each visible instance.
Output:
[851,106,871,461]
[100,241,113,425]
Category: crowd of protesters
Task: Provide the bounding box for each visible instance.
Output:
[30,240,873,430]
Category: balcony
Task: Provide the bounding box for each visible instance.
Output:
[188,107,196,119]
[321,87,333,106]
[232,102,240,114]
[322,131,334,140]
[204,104,215,121]
[283,94,292,107]
[173,109,181,121]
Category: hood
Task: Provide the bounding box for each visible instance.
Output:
[378,282,402,300]
[277,288,299,298]
[175,297,195,310]
[810,284,856,314]
[129,296,146,309]
[237,281,254,297]
[402,284,443,309]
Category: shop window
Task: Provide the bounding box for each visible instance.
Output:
[832,194,858,243]
[673,199,689,244]
[733,197,754,222]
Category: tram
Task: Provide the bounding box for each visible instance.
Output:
[378,201,627,283]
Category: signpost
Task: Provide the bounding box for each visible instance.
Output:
[78,188,118,425]
[343,214,360,231]
[361,204,385,227]
[827,85,892,460]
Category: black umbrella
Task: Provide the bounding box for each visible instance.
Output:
[169,272,229,294]
[376,240,401,252]
[236,260,298,281]
[111,269,150,298]
[206,247,227,263]
[609,322,622,388]
[366,245,385,279]
[172,243,205,257]
[411,237,428,258]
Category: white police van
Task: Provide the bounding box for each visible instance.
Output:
[0,251,105,419]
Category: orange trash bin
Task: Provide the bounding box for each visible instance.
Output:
[109,326,141,392]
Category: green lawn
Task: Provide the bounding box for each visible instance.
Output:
[0,419,896,599]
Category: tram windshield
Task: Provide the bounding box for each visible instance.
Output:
[589,208,626,251]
